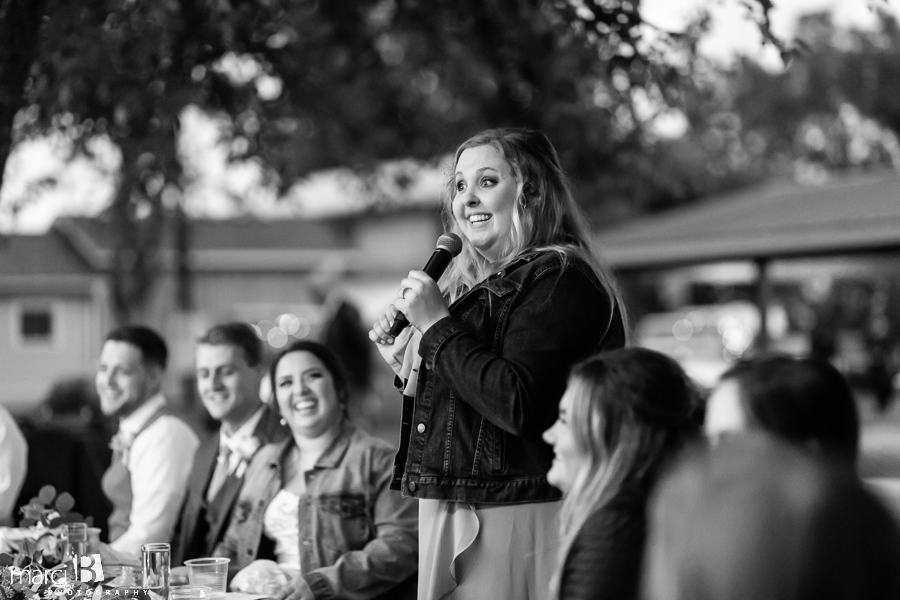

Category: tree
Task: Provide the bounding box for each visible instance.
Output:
[671,10,900,192]
[0,0,786,321]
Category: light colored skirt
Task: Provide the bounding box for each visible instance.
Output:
[418,498,561,600]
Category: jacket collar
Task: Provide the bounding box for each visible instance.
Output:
[313,420,355,469]
[270,420,356,471]
[464,251,549,300]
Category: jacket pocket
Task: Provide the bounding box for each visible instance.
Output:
[317,493,371,556]
[472,418,506,476]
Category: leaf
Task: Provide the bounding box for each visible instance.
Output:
[37,486,56,506]
[0,553,14,567]
[54,493,75,513]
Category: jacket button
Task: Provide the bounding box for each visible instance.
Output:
[407,481,417,492]
[416,423,426,434]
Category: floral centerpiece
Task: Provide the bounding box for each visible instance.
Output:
[0,486,97,600]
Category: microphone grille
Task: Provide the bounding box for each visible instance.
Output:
[435,233,463,257]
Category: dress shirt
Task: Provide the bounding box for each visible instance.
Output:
[208,406,265,501]
[110,394,200,558]
[220,406,265,473]
[0,406,27,525]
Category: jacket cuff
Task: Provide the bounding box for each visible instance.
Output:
[302,572,329,599]
[419,315,463,370]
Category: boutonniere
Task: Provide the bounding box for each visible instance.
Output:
[229,437,262,478]
[109,431,136,464]
[233,500,253,525]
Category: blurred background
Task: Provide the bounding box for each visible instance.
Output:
[1,0,899,519]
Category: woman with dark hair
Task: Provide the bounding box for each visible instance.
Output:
[704,354,859,466]
[643,435,900,600]
[213,340,418,600]
[542,347,699,600]
[369,128,627,599]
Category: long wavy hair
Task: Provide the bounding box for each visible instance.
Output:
[440,128,625,326]
[551,348,701,597]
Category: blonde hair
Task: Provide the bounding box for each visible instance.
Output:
[551,348,699,599]
[440,128,625,328]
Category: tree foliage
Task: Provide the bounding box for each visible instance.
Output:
[674,10,900,191]
[0,0,791,320]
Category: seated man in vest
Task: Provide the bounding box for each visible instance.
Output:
[97,325,200,564]
[0,405,26,526]
[171,322,288,566]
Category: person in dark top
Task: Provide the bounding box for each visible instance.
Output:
[369,128,627,600]
[643,435,900,600]
[542,347,700,600]
[704,354,859,469]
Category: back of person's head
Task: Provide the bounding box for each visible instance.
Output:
[559,347,699,537]
[198,322,263,368]
[644,434,900,600]
[716,354,859,464]
[105,325,168,370]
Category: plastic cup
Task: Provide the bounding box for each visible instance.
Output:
[169,585,211,600]
[184,558,230,599]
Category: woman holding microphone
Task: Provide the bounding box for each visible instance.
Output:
[370,128,626,600]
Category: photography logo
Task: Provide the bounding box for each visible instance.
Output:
[76,553,104,583]
[6,553,103,598]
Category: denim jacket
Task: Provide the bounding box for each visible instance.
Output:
[214,422,418,600]
[392,250,625,504]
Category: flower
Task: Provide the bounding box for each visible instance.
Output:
[109,431,136,464]
[233,500,253,525]
[229,437,262,479]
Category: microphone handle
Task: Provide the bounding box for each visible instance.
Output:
[388,249,453,336]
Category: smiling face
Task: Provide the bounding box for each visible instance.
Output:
[452,144,520,264]
[274,350,343,440]
[543,384,590,493]
[96,340,160,419]
[196,343,262,431]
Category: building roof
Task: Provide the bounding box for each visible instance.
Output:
[595,170,900,271]
[0,232,92,275]
[52,216,354,272]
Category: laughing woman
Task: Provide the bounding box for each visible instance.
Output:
[213,341,418,600]
[542,348,699,600]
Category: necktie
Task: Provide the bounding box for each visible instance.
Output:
[206,446,232,501]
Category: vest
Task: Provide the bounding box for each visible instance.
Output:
[100,407,170,542]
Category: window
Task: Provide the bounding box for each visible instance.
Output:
[19,308,53,344]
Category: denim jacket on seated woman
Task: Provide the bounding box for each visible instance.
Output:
[214,421,418,600]
[392,250,626,504]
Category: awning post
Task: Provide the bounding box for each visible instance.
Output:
[753,258,770,353]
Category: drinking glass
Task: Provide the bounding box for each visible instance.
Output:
[142,542,171,600]
[62,522,88,563]
[87,527,102,554]
[184,558,230,600]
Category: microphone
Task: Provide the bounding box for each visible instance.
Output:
[388,232,463,336]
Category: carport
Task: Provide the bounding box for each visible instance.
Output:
[594,169,900,348]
